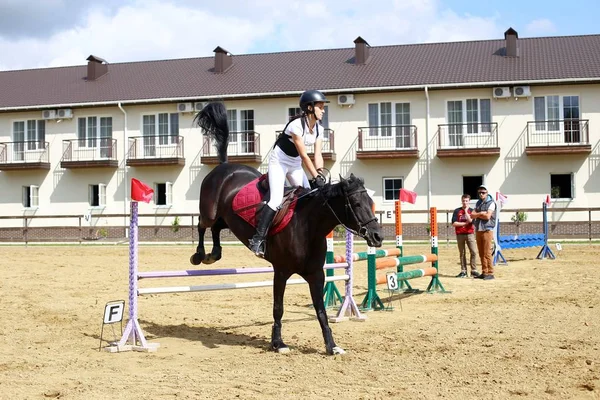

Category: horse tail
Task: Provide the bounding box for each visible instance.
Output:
[194,102,229,163]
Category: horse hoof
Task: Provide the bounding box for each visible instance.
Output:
[331,346,346,355]
[201,256,217,265]
[190,254,203,265]
[275,346,290,354]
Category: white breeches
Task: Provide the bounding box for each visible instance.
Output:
[266,146,310,211]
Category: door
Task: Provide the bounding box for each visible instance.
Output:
[142,115,156,157]
[447,101,464,146]
[395,103,411,148]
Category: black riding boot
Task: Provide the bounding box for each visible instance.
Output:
[249,206,276,257]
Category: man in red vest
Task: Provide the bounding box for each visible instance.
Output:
[452,194,480,278]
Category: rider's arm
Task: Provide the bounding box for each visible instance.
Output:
[313,137,324,172]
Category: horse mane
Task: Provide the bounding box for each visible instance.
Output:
[194,102,229,164]
[320,174,365,200]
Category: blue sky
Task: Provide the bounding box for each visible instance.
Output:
[0,0,598,71]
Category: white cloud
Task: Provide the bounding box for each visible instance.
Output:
[0,0,507,71]
[524,19,557,37]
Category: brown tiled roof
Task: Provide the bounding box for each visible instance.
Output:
[2,33,600,109]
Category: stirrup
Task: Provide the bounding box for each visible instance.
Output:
[249,238,266,257]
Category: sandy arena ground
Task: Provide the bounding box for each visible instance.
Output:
[1,240,599,400]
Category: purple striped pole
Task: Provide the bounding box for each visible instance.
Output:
[330,230,366,322]
[108,201,158,352]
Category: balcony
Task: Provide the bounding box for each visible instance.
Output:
[525,120,591,155]
[126,135,185,167]
[201,131,262,164]
[61,138,118,169]
[356,126,418,159]
[273,129,336,161]
[436,123,500,158]
[0,141,50,171]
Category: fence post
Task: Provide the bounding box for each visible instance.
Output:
[79,216,82,245]
[589,209,592,242]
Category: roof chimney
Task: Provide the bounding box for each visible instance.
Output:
[213,46,233,73]
[353,36,370,65]
[504,28,519,57]
[86,55,108,81]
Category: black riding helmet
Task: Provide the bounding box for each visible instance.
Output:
[299,90,330,113]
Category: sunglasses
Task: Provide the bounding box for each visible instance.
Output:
[478,191,487,194]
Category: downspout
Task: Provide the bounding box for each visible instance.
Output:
[118,102,128,238]
[424,86,431,214]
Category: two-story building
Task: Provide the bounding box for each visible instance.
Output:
[1,28,599,240]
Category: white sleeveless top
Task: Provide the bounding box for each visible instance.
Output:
[284,117,321,147]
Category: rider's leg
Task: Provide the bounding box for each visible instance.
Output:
[250,154,287,256]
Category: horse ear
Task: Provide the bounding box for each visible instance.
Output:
[339,174,344,182]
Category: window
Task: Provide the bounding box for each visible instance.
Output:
[446,99,491,146]
[367,102,412,148]
[462,175,484,201]
[226,109,255,153]
[142,113,179,156]
[12,120,45,160]
[78,116,113,157]
[550,174,575,199]
[22,185,39,208]
[383,178,403,201]
[154,182,173,206]
[89,184,106,207]
[534,95,581,143]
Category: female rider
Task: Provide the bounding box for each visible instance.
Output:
[249,90,329,257]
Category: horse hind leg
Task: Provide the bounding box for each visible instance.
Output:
[202,217,226,264]
[305,272,345,355]
[190,223,208,265]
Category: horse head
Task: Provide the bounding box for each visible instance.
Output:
[322,174,383,247]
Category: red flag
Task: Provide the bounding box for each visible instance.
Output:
[545,195,551,205]
[131,178,154,203]
[399,188,417,204]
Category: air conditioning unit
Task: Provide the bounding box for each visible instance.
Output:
[493,87,511,98]
[194,102,206,112]
[513,85,531,98]
[337,94,355,106]
[57,108,73,119]
[42,110,57,120]
[177,102,194,113]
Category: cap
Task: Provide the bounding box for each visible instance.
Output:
[478,185,488,191]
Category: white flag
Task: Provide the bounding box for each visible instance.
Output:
[496,192,508,205]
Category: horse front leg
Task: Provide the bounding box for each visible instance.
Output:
[203,217,226,264]
[189,223,207,265]
[305,271,345,355]
[271,269,291,353]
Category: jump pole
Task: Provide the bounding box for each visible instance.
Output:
[106,201,159,353]
[425,207,446,293]
[395,200,413,291]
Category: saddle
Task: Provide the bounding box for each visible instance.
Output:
[232,174,306,235]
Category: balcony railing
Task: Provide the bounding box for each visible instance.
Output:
[527,119,589,144]
[0,141,50,170]
[356,125,418,159]
[61,138,118,168]
[126,135,185,166]
[201,131,262,164]
[436,123,500,157]
[273,129,336,160]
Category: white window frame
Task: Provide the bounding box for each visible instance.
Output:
[77,115,113,159]
[141,112,179,146]
[550,173,575,200]
[445,98,492,135]
[533,95,580,133]
[89,183,107,208]
[22,185,39,209]
[382,177,404,203]
[226,109,255,154]
[154,182,173,207]
[12,119,46,158]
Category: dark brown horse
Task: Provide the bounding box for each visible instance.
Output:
[190,102,383,355]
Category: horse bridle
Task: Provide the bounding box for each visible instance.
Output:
[323,187,377,239]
